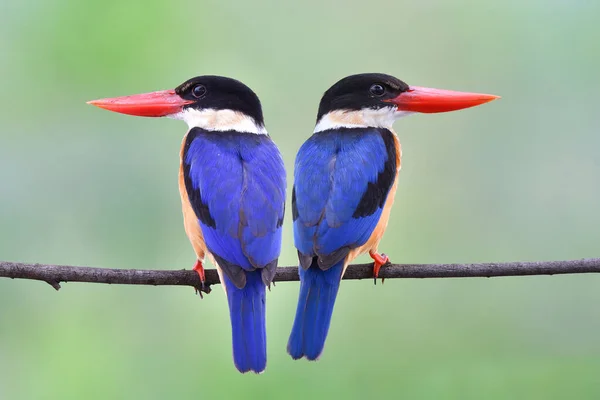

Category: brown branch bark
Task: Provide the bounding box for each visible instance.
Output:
[1,258,599,295]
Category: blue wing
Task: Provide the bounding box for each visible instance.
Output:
[292,128,396,266]
[183,129,286,284]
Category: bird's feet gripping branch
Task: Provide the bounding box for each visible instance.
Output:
[193,259,206,294]
[369,251,390,284]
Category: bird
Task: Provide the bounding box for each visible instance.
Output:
[288,73,499,360]
[88,76,286,374]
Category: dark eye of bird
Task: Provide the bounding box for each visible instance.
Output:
[192,84,207,98]
[369,84,385,97]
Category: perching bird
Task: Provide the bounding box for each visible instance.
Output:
[88,76,286,374]
[288,73,498,360]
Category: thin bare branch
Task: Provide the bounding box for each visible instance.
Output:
[1,258,599,295]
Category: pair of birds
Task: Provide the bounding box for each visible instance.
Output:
[88,73,498,373]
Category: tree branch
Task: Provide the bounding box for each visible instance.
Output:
[1,258,599,295]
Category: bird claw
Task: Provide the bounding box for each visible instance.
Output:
[369,251,390,285]
[192,259,207,297]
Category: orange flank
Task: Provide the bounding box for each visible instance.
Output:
[344,131,401,282]
[179,133,209,292]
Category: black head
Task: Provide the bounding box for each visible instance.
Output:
[316,73,410,121]
[175,75,264,125]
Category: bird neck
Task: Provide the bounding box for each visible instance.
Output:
[171,108,267,135]
[314,108,411,133]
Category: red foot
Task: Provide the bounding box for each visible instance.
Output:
[369,251,389,284]
[193,259,206,292]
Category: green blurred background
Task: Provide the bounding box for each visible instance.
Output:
[1,0,600,398]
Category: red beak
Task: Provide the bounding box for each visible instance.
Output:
[87,90,194,117]
[385,86,499,113]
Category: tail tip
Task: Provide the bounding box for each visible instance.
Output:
[234,359,266,374]
[287,342,323,361]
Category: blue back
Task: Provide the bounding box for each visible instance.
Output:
[293,127,397,262]
[184,128,286,273]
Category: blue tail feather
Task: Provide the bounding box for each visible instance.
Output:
[287,259,344,360]
[223,270,266,373]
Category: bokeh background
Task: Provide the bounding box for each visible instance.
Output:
[1,1,600,398]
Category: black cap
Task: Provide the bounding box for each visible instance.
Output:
[316,73,409,122]
[175,76,264,125]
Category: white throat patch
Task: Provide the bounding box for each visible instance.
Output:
[314,107,413,133]
[170,108,267,135]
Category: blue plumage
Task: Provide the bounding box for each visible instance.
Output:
[288,259,344,360]
[293,129,389,256]
[289,127,396,360]
[184,128,286,373]
[224,270,266,373]
[186,130,285,270]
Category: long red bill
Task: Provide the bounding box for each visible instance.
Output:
[386,86,499,113]
[87,89,194,117]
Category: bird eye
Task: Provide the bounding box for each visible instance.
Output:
[369,84,385,97]
[192,85,207,98]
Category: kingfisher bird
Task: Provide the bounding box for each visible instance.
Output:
[88,76,286,374]
[288,73,498,360]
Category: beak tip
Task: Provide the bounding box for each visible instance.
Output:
[478,94,500,106]
[87,99,103,107]
[482,94,501,106]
